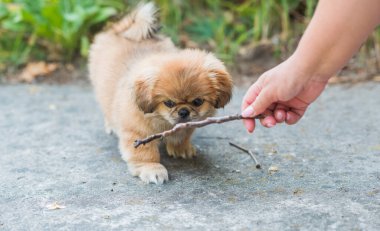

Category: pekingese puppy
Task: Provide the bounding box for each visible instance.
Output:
[89,2,232,184]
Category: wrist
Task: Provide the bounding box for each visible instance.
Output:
[288,52,332,83]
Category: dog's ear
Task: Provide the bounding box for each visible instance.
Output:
[209,70,233,108]
[203,53,233,108]
[134,80,156,113]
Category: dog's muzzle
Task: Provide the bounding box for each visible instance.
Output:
[178,108,190,119]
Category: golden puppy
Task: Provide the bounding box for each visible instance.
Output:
[89,3,232,184]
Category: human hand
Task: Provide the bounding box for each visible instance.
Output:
[240,0,380,134]
[241,57,328,133]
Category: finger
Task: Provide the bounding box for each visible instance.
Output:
[285,110,303,125]
[241,101,256,133]
[241,81,262,133]
[274,104,288,123]
[259,109,276,128]
[241,78,265,118]
[274,110,286,123]
[242,104,256,132]
[241,82,262,111]
[243,117,256,133]
[251,87,276,117]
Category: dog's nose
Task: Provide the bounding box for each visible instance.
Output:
[178,108,190,119]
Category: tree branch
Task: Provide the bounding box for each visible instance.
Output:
[134,114,263,148]
[229,142,261,169]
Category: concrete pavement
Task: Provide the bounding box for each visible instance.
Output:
[0,83,379,230]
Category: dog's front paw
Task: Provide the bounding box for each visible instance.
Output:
[166,143,197,159]
[128,162,169,184]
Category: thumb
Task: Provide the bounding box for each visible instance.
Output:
[250,87,275,117]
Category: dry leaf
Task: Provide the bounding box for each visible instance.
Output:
[65,64,75,71]
[19,62,58,83]
[373,75,380,82]
[268,166,279,174]
[179,35,199,49]
[370,145,380,151]
[293,188,304,195]
[46,201,66,210]
[367,189,379,196]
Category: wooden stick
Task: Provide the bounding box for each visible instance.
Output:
[134,114,263,148]
[229,142,261,169]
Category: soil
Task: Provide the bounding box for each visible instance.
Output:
[1,43,379,86]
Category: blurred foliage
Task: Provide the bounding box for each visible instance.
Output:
[156,0,318,62]
[0,0,379,72]
[0,0,122,69]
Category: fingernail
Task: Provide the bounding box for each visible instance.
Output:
[277,113,284,121]
[267,123,275,128]
[242,106,254,117]
[286,113,291,122]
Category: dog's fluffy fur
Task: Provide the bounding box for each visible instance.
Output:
[89,3,232,184]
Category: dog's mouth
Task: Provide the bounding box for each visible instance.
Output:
[167,114,202,125]
[176,117,192,124]
[173,115,202,124]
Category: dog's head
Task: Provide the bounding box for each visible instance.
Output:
[134,50,232,125]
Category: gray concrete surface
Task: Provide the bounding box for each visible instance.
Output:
[0,82,379,230]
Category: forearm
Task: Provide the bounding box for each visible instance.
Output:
[292,0,380,81]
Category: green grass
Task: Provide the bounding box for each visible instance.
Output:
[156,0,319,63]
[0,0,379,73]
[0,0,122,69]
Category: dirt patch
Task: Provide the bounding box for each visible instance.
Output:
[1,43,379,86]
[232,42,380,87]
[1,60,89,85]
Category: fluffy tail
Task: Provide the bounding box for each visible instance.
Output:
[112,2,159,41]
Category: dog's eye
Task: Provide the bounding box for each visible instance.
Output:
[164,100,176,108]
[192,98,204,107]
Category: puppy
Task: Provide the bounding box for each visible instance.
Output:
[88,3,232,184]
